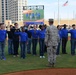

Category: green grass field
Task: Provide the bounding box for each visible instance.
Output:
[0,41,76,75]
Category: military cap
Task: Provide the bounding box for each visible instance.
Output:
[48,19,54,22]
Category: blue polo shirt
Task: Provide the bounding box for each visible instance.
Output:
[15,32,28,42]
[38,29,45,39]
[29,30,39,39]
[0,30,7,42]
[61,28,68,38]
[58,30,62,39]
[69,29,76,39]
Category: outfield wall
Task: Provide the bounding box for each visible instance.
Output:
[44,19,76,26]
[5,19,76,26]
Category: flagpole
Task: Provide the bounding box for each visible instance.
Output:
[58,0,60,25]
[67,0,69,25]
[63,0,69,25]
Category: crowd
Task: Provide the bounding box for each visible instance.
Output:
[0,22,47,60]
[56,24,76,56]
[44,19,76,67]
[0,19,76,67]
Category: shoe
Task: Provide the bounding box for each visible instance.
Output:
[52,63,55,67]
[43,56,45,58]
[16,55,19,57]
[33,54,37,56]
[47,63,52,67]
[2,58,6,60]
[65,53,67,54]
[27,52,31,54]
[20,56,25,59]
[62,53,67,54]
[71,54,75,56]
[22,57,26,59]
[13,55,16,57]
[40,56,43,58]
[57,55,61,57]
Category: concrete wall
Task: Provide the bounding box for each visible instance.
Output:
[44,19,76,26]
[5,19,76,27]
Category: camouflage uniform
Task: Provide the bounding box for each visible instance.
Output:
[45,25,59,65]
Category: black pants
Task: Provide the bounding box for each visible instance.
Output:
[62,38,68,54]
[44,45,47,53]
[13,41,19,55]
[32,39,38,55]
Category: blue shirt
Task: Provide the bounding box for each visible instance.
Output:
[15,32,28,42]
[38,29,45,39]
[0,30,7,42]
[32,13,34,17]
[26,13,29,18]
[58,30,62,39]
[61,28,68,38]
[36,13,40,17]
[69,29,76,39]
[29,30,39,39]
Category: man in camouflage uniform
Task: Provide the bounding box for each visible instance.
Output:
[45,19,59,67]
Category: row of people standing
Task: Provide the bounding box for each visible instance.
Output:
[45,19,76,67]
[28,25,46,58]
[56,24,76,56]
[21,24,46,58]
[69,24,76,55]
[0,23,47,60]
[56,24,68,55]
